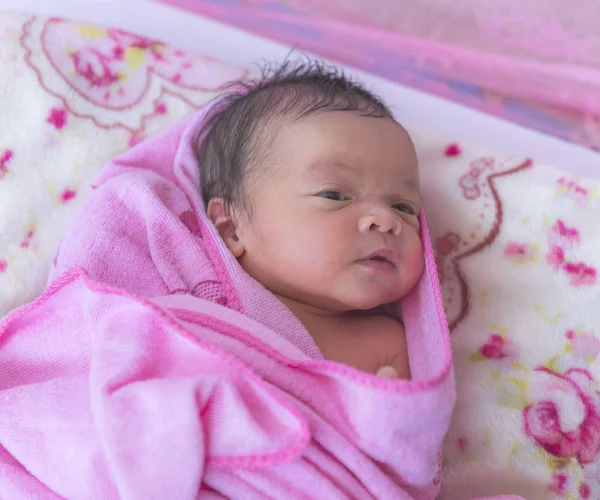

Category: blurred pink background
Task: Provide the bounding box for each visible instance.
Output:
[157,0,600,152]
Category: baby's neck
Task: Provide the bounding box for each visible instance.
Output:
[276,293,390,322]
[275,293,405,375]
[275,294,335,318]
[274,293,389,336]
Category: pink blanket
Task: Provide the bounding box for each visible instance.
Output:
[0,104,516,499]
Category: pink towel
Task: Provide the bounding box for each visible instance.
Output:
[0,104,517,499]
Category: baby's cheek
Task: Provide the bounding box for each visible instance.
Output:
[403,237,425,284]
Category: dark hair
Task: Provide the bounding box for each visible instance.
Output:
[197,58,393,218]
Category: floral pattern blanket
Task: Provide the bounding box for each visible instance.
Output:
[0,12,599,500]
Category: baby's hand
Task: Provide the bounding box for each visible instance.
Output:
[376,365,400,379]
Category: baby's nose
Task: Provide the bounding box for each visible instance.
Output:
[358,208,402,236]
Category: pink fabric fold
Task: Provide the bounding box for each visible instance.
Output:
[0,103,487,498]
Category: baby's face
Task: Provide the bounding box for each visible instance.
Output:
[234,112,424,313]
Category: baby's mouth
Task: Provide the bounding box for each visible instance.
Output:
[356,249,398,270]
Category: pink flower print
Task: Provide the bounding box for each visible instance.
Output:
[469,157,494,175]
[0,260,7,273]
[557,178,590,204]
[504,242,538,264]
[548,219,580,248]
[112,45,124,60]
[565,330,600,361]
[459,173,480,200]
[480,333,518,361]
[43,19,245,116]
[580,483,591,499]
[435,232,460,281]
[524,367,600,465]
[71,48,120,88]
[563,261,597,287]
[155,102,167,115]
[457,158,496,200]
[128,131,146,148]
[546,245,565,270]
[436,232,461,256]
[524,399,581,459]
[108,30,160,51]
[444,143,461,157]
[20,229,34,249]
[60,188,77,203]
[107,30,165,65]
[0,149,13,179]
[548,472,568,496]
[47,107,68,130]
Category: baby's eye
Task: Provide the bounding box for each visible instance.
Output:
[392,203,416,215]
[317,191,349,201]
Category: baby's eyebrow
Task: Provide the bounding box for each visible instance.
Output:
[307,158,420,192]
[401,177,420,192]
[307,158,356,175]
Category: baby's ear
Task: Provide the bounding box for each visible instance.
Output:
[206,198,245,258]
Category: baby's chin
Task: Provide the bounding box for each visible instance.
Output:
[282,284,412,315]
[331,289,408,313]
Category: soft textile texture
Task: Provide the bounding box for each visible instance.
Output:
[0,101,458,498]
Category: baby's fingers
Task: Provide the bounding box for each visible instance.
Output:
[376,365,399,379]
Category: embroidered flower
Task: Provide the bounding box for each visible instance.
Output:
[0,260,7,273]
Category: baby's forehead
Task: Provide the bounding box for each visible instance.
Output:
[269,112,418,173]
[303,155,420,190]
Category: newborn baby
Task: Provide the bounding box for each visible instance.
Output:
[199,61,424,379]
[2,59,461,500]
